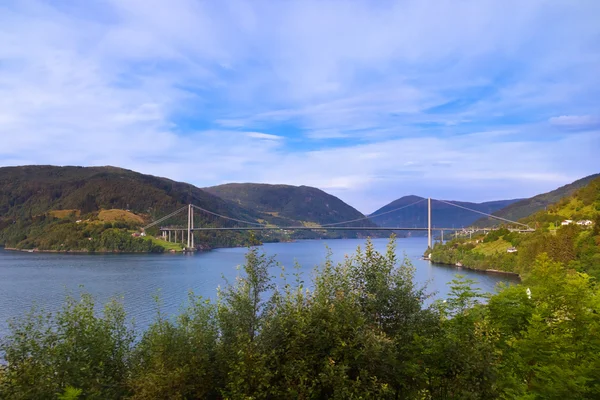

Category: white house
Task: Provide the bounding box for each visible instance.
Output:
[577,220,593,226]
[507,247,518,253]
[561,220,573,226]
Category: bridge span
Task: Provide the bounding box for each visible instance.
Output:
[142,197,533,251]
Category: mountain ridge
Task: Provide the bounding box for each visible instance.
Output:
[473,173,600,227]
[369,195,522,229]
[204,182,379,234]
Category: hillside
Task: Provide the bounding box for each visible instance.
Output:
[473,173,600,227]
[521,175,600,227]
[430,176,600,278]
[0,166,261,251]
[369,195,520,229]
[204,183,377,228]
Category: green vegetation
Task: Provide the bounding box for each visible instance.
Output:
[431,177,600,278]
[0,166,275,251]
[2,238,600,399]
[0,213,164,253]
[474,173,600,227]
[0,166,385,251]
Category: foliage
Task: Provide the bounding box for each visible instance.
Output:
[0,166,282,251]
[2,238,600,399]
[474,173,600,227]
[432,177,600,278]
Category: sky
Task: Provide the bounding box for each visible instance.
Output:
[0,0,599,213]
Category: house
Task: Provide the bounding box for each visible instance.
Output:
[561,220,573,226]
[577,220,593,226]
[507,247,518,253]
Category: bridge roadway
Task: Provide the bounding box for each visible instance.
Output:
[159,226,534,232]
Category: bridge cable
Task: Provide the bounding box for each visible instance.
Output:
[142,205,189,230]
[190,204,269,227]
[320,198,427,227]
[432,199,530,228]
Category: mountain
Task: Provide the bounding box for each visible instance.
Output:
[473,173,600,227]
[0,165,256,221]
[520,176,600,227]
[204,183,378,230]
[0,165,261,251]
[0,166,381,251]
[369,195,521,229]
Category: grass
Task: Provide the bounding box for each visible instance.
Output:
[49,209,80,219]
[301,221,322,228]
[144,236,185,252]
[263,211,280,217]
[473,239,512,256]
[98,209,144,224]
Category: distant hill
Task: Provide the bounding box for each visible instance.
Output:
[520,176,600,227]
[473,173,600,227]
[0,165,258,220]
[0,165,260,250]
[369,196,521,229]
[204,183,379,236]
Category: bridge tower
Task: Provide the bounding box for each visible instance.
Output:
[428,197,432,250]
[187,204,192,249]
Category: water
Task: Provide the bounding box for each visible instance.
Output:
[0,237,517,337]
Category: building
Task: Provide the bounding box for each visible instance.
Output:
[507,247,518,253]
[577,220,593,226]
[561,220,573,226]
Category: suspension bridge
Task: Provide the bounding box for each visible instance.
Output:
[141,197,534,252]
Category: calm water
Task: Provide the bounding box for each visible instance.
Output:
[0,237,517,337]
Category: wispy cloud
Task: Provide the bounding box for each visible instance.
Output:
[549,115,600,131]
[0,0,599,212]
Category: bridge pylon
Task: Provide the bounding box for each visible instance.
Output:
[428,197,432,251]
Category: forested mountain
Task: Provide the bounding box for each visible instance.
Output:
[204,183,378,229]
[0,166,381,251]
[0,166,262,251]
[474,173,600,227]
[430,176,600,278]
[369,195,520,229]
[0,165,254,220]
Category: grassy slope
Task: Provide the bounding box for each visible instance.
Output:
[98,209,144,224]
[474,173,600,227]
[431,177,600,276]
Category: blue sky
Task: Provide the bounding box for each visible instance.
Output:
[0,0,599,213]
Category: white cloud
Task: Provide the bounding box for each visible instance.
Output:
[0,0,599,213]
[549,115,600,131]
[246,132,283,141]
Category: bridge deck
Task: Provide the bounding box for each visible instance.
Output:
[158,226,534,232]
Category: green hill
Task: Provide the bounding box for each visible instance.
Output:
[204,183,380,239]
[0,166,261,251]
[474,173,600,227]
[430,176,600,278]
[521,176,600,228]
[369,195,520,230]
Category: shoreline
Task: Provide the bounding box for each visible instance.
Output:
[2,247,167,255]
[429,259,521,280]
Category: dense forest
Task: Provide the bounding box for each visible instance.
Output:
[0,166,381,252]
[430,176,600,279]
[2,238,599,399]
